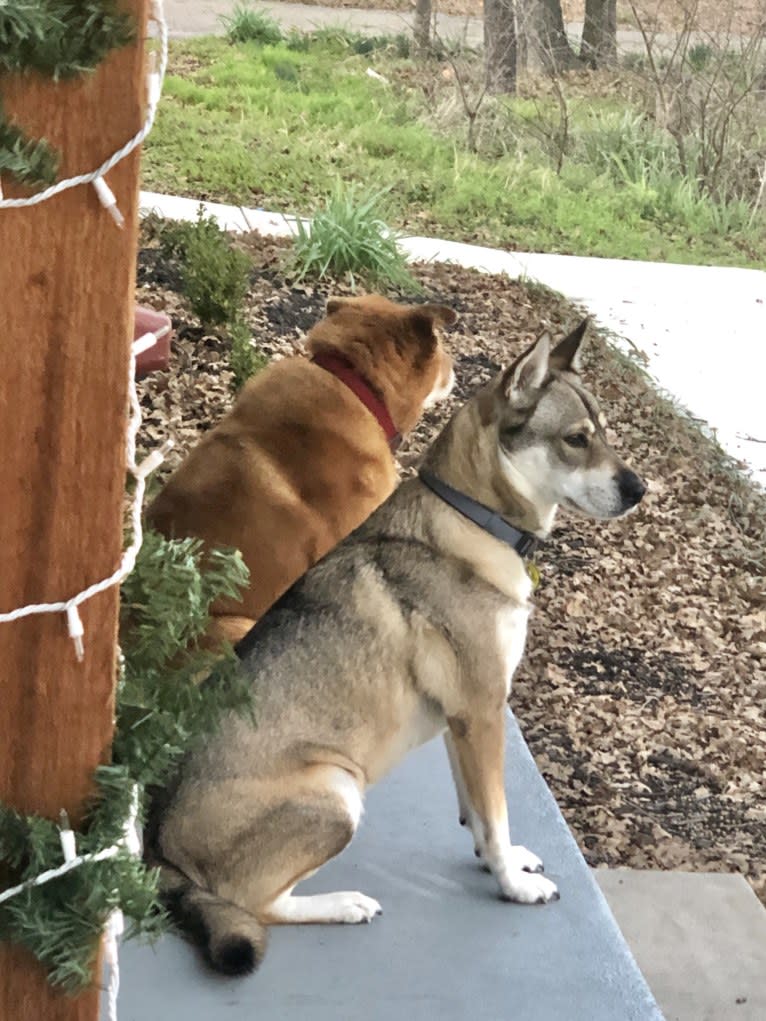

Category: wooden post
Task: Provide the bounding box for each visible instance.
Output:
[0,2,149,1019]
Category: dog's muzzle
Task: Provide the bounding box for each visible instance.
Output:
[617,469,647,509]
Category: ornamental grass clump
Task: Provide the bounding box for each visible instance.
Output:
[292,184,418,292]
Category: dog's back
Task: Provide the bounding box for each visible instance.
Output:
[146,296,455,639]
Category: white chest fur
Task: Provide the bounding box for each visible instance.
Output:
[495,602,531,696]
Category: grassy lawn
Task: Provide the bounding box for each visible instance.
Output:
[142,35,766,268]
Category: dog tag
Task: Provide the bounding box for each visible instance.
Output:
[526,562,541,590]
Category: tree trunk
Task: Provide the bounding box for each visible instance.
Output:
[0,2,148,1019]
[484,0,518,94]
[414,0,432,57]
[525,0,580,74]
[581,0,617,67]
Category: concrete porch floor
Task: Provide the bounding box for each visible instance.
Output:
[107,715,664,1021]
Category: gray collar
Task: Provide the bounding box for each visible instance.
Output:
[419,470,539,559]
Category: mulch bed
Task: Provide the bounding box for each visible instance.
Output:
[136,228,766,903]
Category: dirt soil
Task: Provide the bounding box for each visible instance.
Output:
[136,229,766,902]
[285,0,765,36]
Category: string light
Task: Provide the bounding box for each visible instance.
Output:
[0,8,170,1016]
[0,328,173,658]
[92,175,125,228]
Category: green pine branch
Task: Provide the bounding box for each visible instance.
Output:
[0,531,253,993]
[0,767,163,994]
[0,1,137,192]
[0,1,135,80]
[0,111,59,189]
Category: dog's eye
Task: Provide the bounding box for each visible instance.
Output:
[564,432,589,449]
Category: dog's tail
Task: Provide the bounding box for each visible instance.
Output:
[160,861,267,976]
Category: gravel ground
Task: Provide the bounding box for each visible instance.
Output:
[136,228,766,902]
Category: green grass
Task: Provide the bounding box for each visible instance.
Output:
[142,36,766,268]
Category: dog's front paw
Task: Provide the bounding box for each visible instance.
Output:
[507,844,545,874]
[499,871,559,905]
[333,891,383,924]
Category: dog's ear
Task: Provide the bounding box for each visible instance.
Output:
[501,334,551,401]
[407,304,457,353]
[416,303,458,328]
[326,297,350,315]
[408,303,457,341]
[550,319,588,373]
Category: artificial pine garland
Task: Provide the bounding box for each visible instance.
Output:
[115,530,254,790]
[0,530,253,993]
[0,767,162,993]
[0,110,59,189]
[0,0,136,191]
[0,1,135,79]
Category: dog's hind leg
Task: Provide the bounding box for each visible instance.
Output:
[261,766,381,925]
[220,764,381,927]
[205,614,257,649]
[264,888,382,925]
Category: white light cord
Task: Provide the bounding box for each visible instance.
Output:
[104,784,141,1021]
[0,844,122,906]
[0,785,141,1021]
[0,0,168,212]
[0,326,163,1021]
[0,327,172,659]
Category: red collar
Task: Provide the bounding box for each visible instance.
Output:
[311,352,401,452]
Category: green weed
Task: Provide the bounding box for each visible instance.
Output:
[229,318,267,390]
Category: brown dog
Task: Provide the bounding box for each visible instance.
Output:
[146,294,456,647]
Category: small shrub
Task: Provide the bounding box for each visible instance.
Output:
[350,33,409,56]
[155,215,197,261]
[180,209,251,327]
[229,318,266,391]
[687,43,713,71]
[220,3,283,45]
[302,27,411,58]
[284,29,311,52]
[291,184,418,292]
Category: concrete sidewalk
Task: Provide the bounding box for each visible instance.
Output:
[162,0,660,52]
[596,871,766,1021]
[164,0,455,41]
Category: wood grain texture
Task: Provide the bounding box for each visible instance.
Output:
[0,3,148,1018]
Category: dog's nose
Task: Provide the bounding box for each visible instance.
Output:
[617,470,647,508]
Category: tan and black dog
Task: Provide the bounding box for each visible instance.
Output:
[146,294,456,647]
[146,320,645,975]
